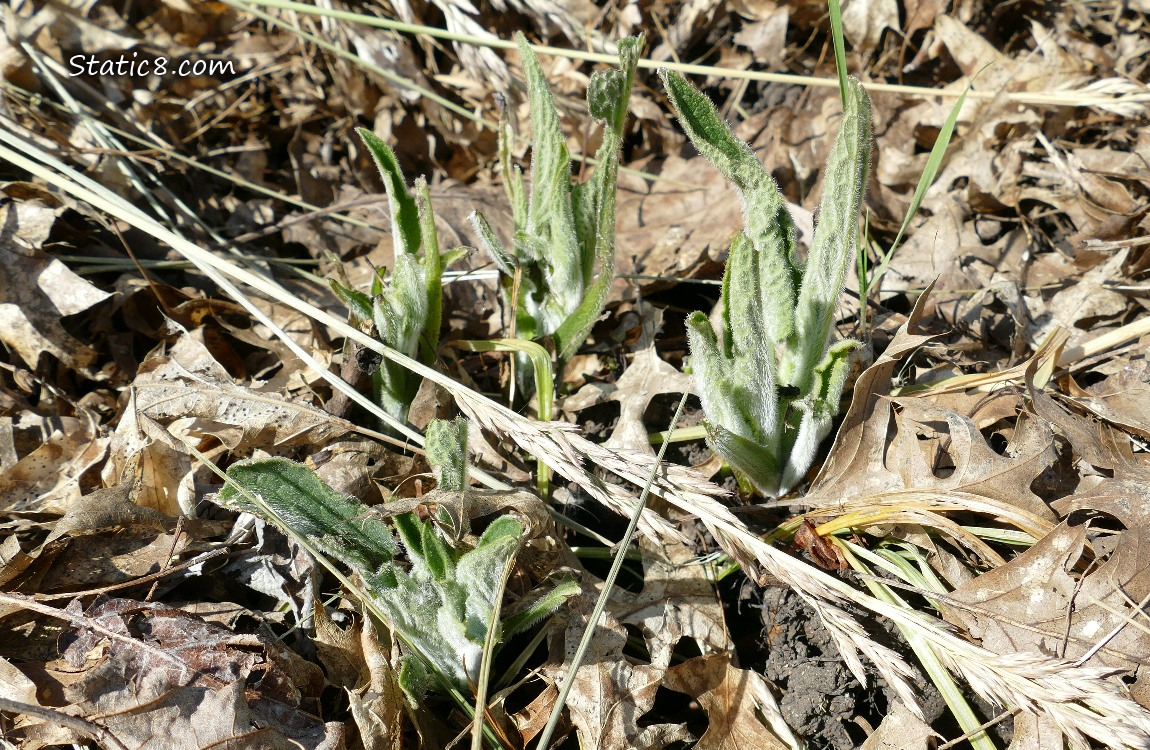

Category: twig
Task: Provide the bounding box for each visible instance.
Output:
[0,697,130,750]
[34,548,228,602]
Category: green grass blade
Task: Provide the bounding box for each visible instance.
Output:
[827,0,850,105]
[837,540,997,750]
[870,70,984,288]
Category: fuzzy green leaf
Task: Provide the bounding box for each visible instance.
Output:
[357,127,420,257]
[706,422,783,498]
[503,575,579,637]
[420,519,453,581]
[372,253,428,424]
[218,457,396,576]
[457,517,522,643]
[669,70,873,498]
[555,33,643,361]
[393,512,424,565]
[469,211,516,276]
[661,70,798,346]
[498,104,528,228]
[414,178,442,361]
[329,280,374,326]
[516,33,582,319]
[426,417,469,492]
[786,78,872,392]
[685,310,777,447]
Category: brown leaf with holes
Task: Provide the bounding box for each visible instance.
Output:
[5,596,339,750]
[562,301,695,454]
[547,589,693,750]
[131,331,350,448]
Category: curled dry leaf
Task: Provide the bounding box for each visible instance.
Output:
[0,409,107,513]
[106,328,349,453]
[547,588,694,750]
[1066,357,1150,440]
[0,201,111,373]
[314,606,404,750]
[663,653,798,750]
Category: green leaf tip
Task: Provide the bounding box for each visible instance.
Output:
[356,127,420,256]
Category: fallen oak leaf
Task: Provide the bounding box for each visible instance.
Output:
[662,653,797,750]
[562,301,695,454]
[546,589,692,750]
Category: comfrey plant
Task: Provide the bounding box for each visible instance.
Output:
[661,70,873,498]
[216,418,573,702]
[330,130,463,426]
[470,33,642,396]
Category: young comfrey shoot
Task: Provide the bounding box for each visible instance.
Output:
[470,33,642,397]
[215,417,576,704]
[330,131,463,427]
[661,70,873,498]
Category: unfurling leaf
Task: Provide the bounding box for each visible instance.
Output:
[666,72,873,497]
[356,127,420,257]
[471,33,644,396]
[215,457,543,703]
[426,417,469,492]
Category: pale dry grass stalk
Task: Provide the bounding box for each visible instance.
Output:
[228,0,1150,114]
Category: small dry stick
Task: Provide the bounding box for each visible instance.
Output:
[0,697,131,750]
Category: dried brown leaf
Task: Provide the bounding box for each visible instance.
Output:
[548,590,690,750]
[115,331,349,453]
[1067,358,1150,440]
[1027,249,1130,350]
[615,539,732,665]
[841,0,900,51]
[5,596,339,750]
[0,201,110,372]
[562,302,695,454]
[0,409,106,513]
[663,654,795,750]
[859,700,938,749]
